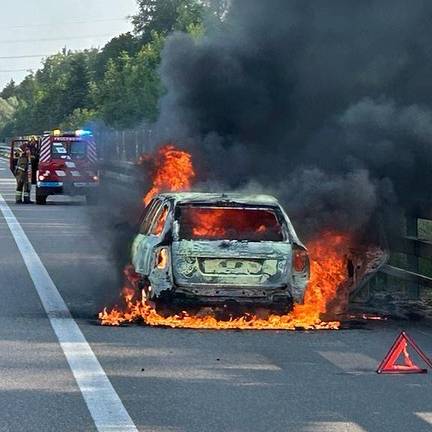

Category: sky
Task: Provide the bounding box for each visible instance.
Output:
[0,0,138,90]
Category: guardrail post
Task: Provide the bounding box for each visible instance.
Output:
[406,214,420,299]
[121,131,126,161]
[115,131,120,160]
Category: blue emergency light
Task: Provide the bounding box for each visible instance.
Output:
[75,129,93,137]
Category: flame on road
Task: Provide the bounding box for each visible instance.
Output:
[99,144,351,330]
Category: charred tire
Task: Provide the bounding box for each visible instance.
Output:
[35,188,47,205]
[139,277,154,301]
[272,300,294,314]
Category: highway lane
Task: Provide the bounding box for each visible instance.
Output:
[0,160,96,431]
[0,157,431,432]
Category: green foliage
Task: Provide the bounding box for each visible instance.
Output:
[1,0,213,137]
[0,97,18,136]
[60,108,98,131]
[0,80,16,99]
[202,0,230,20]
[94,32,138,81]
[94,33,164,129]
[132,0,205,41]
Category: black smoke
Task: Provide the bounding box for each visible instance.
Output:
[154,0,432,240]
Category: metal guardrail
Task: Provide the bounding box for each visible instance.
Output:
[375,207,432,299]
[381,264,432,289]
[100,160,142,186]
[0,143,10,159]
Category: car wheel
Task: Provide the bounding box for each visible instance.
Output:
[35,189,47,205]
[139,277,154,301]
[272,300,294,314]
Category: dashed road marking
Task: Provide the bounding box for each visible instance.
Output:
[0,193,138,432]
[302,422,367,431]
[416,412,432,425]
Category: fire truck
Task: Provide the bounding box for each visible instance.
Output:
[35,129,99,205]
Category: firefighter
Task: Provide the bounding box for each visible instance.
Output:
[28,136,39,185]
[14,146,32,204]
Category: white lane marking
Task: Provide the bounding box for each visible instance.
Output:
[416,412,432,425]
[302,422,367,431]
[0,193,138,432]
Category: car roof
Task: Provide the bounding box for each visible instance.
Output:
[157,192,280,206]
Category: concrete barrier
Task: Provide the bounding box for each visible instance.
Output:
[0,144,10,160]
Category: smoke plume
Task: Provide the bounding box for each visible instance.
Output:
[154,0,432,239]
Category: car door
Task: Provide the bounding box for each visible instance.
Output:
[143,202,171,276]
[132,199,162,274]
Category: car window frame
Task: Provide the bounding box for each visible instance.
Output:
[149,202,171,237]
[138,199,155,228]
[139,199,162,235]
[176,204,288,242]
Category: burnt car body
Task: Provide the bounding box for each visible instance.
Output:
[131,193,310,307]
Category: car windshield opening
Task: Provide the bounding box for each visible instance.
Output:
[52,142,68,156]
[178,205,284,241]
[70,141,87,158]
[52,141,87,159]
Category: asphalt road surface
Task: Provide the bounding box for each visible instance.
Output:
[0,157,431,432]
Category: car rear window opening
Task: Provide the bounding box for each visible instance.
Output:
[178,206,284,241]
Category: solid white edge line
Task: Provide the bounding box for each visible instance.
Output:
[0,193,138,432]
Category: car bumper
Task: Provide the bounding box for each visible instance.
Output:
[164,284,296,306]
[37,182,99,195]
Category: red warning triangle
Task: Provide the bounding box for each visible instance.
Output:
[377,331,432,374]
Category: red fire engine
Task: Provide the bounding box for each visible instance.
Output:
[36,129,99,205]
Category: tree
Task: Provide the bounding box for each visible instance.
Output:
[132,0,204,41]
[94,32,138,81]
[94,33,164,129]
[60,108,97,130]
[203,0,231,20]
[0,0,213,136]
[63,52,92,113]
[0,80,16,99]
[0,97,18,136]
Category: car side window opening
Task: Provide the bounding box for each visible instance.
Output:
[140,200,162,235]
[150,205,169,236]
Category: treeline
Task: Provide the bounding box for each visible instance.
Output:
[0,0,229,138]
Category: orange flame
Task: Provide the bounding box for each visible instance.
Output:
[187,208,279,240]
[99,146,352,330]
[192,209,226,238]
[143,144,196,206]
[99,232,351,330]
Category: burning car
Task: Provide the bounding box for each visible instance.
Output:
[131,192,310,309]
